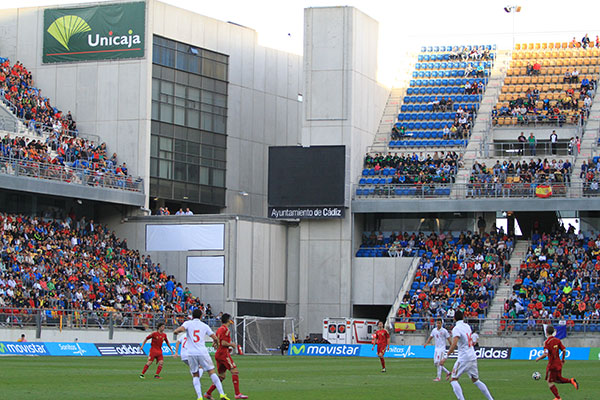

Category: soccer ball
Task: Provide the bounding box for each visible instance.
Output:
[532,371,541,381]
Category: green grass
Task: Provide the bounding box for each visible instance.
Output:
[0,356,596,399]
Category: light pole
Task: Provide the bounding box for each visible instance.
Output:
[504,5,522,50]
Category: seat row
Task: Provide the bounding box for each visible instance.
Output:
[390,130,452,139]
[355,187,452,197]
[410,78,488,87]
[403,97,481,107]
[389,139,468,147]
[407,86,481,95]
[421,45,495,53]
[397,112,456,122]
[412,70,483,78]
[415,61,493,70]
[514,48,600,58]
[515,42,597,50]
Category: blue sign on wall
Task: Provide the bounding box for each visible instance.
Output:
[45,342,101,357]
[289,344,361,357]
[510,347,590,361]
[0,341,49,356]
[360,345,435,359]
[142,343,175,356]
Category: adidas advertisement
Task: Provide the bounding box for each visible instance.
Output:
[43,2,145,63]
[95,343,145,356]
[447,347,511,360]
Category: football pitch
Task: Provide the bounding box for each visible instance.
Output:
[1,356,597,400]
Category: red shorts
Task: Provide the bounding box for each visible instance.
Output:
[215,351,236,374]
[376,344,386,356]
[546,367,563,382]
[148,349,163,363]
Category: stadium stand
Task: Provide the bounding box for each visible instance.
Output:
[391,44,495,149]
[0,57,141,191]
[0,213,214,329]
[582,156,600,195]
[502,228,600,334]
[355,152,461,198]
[495,43,598,126]
[369,230,513,330]
[466,158,572,198]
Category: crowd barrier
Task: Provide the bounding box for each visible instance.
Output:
[288,344,600,361]
[0,341,215,357]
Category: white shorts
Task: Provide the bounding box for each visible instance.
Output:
[187,353,215,374]
[451,359,479,380]
[434,349,446,364]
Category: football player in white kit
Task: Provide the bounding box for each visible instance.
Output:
[174,309,230,400]
[440,310,494,400]
[423,319,452,381]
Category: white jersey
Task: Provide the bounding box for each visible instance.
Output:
[451,320,477,363]
[182,319,213,356]
[430,327,450,351]
[177,332,188,360]
[471,332,479,345]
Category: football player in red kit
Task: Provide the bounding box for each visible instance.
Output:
[204,314,248,399]
[140,322,174,379]
[535,325,579,400]
[372,321,390,372]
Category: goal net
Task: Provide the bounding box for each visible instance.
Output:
[234,316,297,355]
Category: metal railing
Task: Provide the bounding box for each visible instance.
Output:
[0,155,143,193]
[354,182,600,199]
[0,308,220,338]
[480,142,579,158]
[393,316,600,336]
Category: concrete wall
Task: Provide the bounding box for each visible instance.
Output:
[351,257,413,304]
[295,7,390,336]
[111,215,291,316]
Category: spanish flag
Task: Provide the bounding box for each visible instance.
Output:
[535,185,552,198]
[394,322,416,332]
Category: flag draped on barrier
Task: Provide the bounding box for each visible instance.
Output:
[535,185,552,198]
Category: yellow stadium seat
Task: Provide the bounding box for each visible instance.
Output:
[515,43,521,50]
[549,43,554,49]
[562,42,568,49]
[542,43,548,49]
[528,43,534,50]
[535,43,541,49]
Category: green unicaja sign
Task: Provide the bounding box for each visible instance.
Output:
[590,347,600,361]
[43,2,145,63]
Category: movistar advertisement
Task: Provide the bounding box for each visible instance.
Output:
[288,344,597,360]
[42,2,145,63]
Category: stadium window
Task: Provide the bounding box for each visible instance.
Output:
[174,139,186,154]
[174,106,185,125]
[174,182,186,199]
[189,46,199,55]
[159,136,173,152]
[174,162,187,181]
[214,115,226,134]
[152,79,160,100]
[160,80,174,96]
[212,169,225,187]
[150,136,159,157]
[187,164,200,183]
[200,167,210,185]
[187,87,200,101]
[150,158,158,176]
[159,103,173,123]
[158,160,172,179]
[187,109,200,129]
[151,101,159,120]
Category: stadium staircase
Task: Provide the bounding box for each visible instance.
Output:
[569,95,600,197]
[369,87,406,153]
[385,256,421,331]
[480,239,529,335]
[451,49,512,198]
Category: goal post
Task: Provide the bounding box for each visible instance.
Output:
[234,316,297,355]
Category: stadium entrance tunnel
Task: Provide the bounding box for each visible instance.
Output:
[513,211,559,238]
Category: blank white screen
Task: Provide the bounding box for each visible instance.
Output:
[146,224,224,251]
[187,256,225,284]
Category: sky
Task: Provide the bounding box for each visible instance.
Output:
[11,0,600,86]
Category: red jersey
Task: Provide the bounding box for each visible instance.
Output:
[146,331,167,352]
[374,329,390,347]
[215,325,232,356]
[544,336,565,369]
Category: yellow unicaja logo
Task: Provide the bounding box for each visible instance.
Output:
[47,15,91,50]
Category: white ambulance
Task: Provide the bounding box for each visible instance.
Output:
[322,318,379,344]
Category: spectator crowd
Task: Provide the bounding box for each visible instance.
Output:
[502,226,600,333]
[0,213,214,329]
[363,152,462,185]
